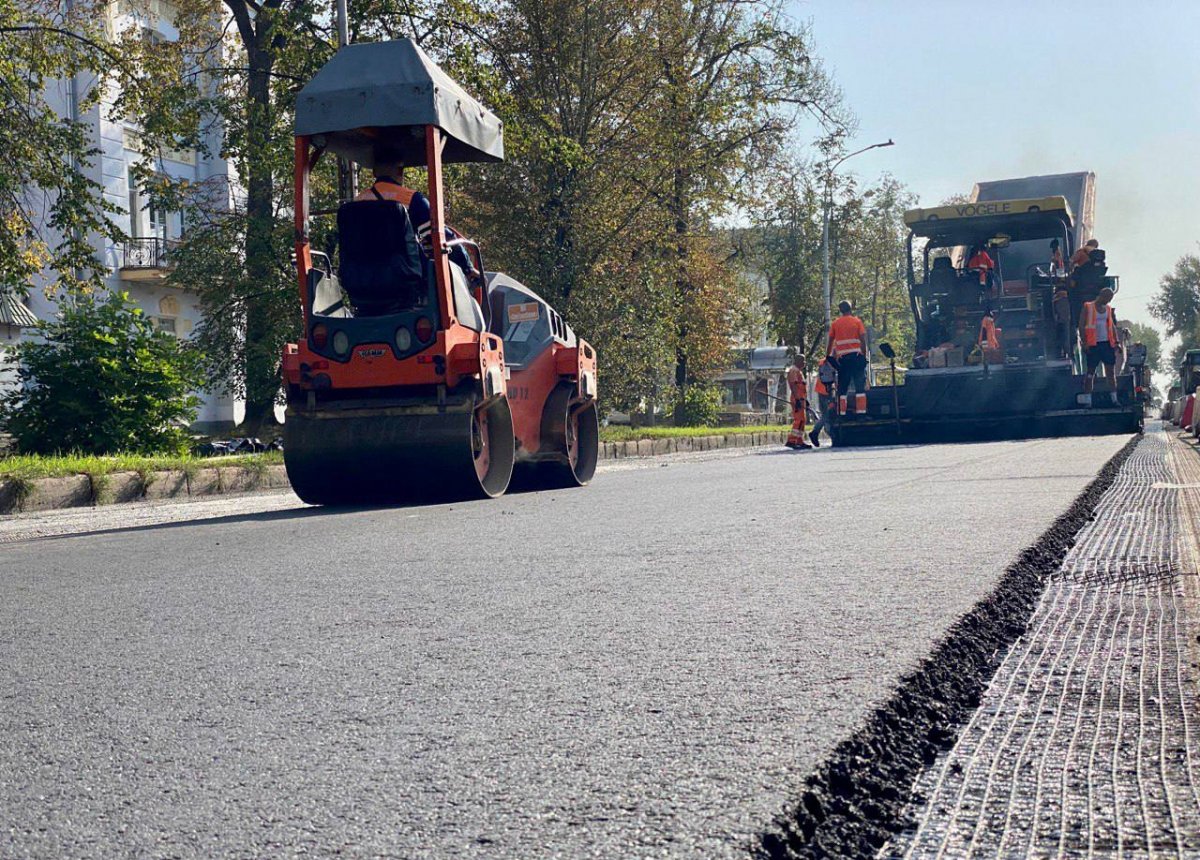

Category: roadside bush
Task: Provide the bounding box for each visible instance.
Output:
[1,292,204,454]
[674,383,722,427]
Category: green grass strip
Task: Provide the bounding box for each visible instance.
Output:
[0,451,284,481]
[599,424,784,442]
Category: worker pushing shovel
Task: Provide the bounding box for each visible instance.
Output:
[785,354,812,450]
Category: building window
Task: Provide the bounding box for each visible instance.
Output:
[153,316,177,335]
[128,167,182,241]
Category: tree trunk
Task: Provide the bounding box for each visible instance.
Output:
[239,31,279,433]
[671,166,690,423]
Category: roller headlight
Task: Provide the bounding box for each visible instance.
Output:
[332,330,350,356]
[394,326,412,352]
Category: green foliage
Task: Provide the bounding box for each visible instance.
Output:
[1,292,204,454]
[1150,252,1200,337]
[114,0,852,421]
[599,423,779,441]
[1150,252,1200,373]
[674,383,722,426]
[0,0,127,296]
[752,166,915,360]
[1125,321,1163,374]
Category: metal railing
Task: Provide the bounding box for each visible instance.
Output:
[121,237,177,270]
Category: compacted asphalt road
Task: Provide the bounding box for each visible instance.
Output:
[0,435,1129,858]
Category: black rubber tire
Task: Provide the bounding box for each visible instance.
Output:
[283,393,515,506]
[512,387,599,491]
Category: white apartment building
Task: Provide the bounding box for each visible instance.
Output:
[8,0,242,432]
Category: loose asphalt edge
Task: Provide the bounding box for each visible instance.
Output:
[754,433,1142,860]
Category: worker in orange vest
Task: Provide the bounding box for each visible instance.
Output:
[826,301,868,415]
[967,244,996,289]
[1079,286,1121,405]
[356,145,420,206]
[785,353,812,449]
[809,356,836,447]
[357,144,478,285]
[979,310,999,349]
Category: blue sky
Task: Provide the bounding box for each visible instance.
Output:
[792,0,1200,332]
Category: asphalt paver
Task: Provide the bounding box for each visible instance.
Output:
[0,435,1130,858]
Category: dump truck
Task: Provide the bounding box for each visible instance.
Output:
[281,40,598,504]
[827,185,1144,446]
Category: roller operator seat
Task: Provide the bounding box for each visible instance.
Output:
[336,199,425,316]
[929,255,957,296]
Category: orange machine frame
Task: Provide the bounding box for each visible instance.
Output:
[284,126,506,398]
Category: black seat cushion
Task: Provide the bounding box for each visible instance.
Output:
[929,259,957,295]
[336,200,425,315]
[1074,261,1109,291]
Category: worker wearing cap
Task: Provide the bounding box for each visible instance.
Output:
[1071,238,1100,272]
[827,300,868,415]
[356,145,420,207]
[808,356,836,447]
[358,145,479,285]
[785,353,812,450]
[967,244,996,289]
[1079,286,1121,405]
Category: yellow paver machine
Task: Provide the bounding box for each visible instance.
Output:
[829,191,1145,446]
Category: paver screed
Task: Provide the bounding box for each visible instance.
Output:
[895,428,1200,859]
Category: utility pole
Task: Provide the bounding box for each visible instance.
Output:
[821,139,894,329]
[335,0,356,202]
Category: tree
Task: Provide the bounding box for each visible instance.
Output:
[0,0,128,297]
[646,0,844,395]
[1125,321,1162,374]
[1150,251,1200,345]
[753,159,824,355]
[123,0,484,431]
[1,292,203,454]
[752,165,916,361]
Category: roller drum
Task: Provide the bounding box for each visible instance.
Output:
[284,395,515,505]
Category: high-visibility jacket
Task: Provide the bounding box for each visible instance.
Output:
[1082,301,1118,347]
[815,360,833,397]
[787,365,808,403]
[355,177,416,205]
[828,315,867,358]
[979,315,999,349]
[967,250,995,270]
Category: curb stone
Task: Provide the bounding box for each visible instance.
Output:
[0,432,789,515]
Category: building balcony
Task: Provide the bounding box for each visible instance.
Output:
[119,237,178,281]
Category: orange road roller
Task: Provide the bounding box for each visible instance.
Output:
[282,39,598,505]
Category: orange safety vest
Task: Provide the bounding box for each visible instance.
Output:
[355,178,416,205]
[1082,301,1118,347]
[829,315,866,358]
[787,365,808,403]
[815,359,835,396]
[967,250,994,270]
[979,315,999,349]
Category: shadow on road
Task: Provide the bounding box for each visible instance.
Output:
[24,499,441,544]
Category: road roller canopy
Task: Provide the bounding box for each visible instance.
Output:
[904,196,1074,248]
[294,38,505,167]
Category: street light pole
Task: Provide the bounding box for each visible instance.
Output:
[335,0,357,202]
[821,139,895,329]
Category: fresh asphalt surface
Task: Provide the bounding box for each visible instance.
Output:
[0,435,1130,858]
